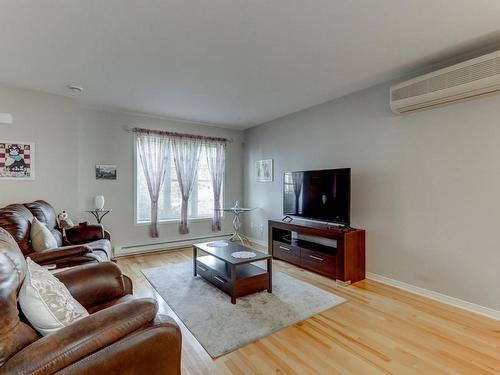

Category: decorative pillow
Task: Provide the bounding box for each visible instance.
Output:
[30,217,58,252]
[18,258,89,336]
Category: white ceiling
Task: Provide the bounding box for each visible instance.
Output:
[2,1,500,129]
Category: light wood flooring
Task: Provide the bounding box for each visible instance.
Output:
[117,247,500,375]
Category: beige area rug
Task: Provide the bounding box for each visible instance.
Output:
[142,261,345,357]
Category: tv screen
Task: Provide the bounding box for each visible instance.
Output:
[283,168,350,224]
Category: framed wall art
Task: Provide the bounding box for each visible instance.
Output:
[256,159,273,182]
[0,141,35,180]
[96,164,117,180]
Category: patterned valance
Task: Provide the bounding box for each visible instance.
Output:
[133,127,230,144]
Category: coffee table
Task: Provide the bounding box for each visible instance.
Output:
[193,241,272,304]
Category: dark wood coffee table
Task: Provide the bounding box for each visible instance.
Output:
[193,241,272,304]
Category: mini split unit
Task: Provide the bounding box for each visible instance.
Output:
[390,50,500,114]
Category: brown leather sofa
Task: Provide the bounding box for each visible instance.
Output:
[0,227,182,375]
[0,200,113,268]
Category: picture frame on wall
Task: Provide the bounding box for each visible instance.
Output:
[95,164,117,180]
[0,141,35,180]
[256,159,273,182]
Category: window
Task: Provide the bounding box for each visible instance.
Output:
[136,145,220,223]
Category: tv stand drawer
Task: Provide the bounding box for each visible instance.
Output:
[300,248,336,278]
[273,241,301,265]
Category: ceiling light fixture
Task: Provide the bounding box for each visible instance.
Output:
[67,85,83,93]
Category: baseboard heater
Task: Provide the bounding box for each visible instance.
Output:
[114,233,232,257]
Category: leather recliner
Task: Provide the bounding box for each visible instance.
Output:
[0,200,113,268]
[0,227,182,375]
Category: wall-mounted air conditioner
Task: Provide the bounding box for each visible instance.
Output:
[390,50,500,114]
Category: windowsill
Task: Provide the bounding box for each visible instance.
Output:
[135,216,214,226]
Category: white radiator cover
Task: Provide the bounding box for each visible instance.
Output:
[114,233,232,257]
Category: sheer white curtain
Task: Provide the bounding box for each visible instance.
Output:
[136,131,170,237]
[291,172,303,215]
[206,141,226,231]
[172,137,202,234]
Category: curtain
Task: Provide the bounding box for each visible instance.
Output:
[136,131,170,237]
[292,172,303,214]
[172,137,202,234]
[206,141,226,231]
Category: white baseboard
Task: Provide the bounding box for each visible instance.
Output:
[114,233,232,257]
[366,272,500,321]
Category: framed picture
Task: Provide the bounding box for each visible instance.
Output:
[256,159,273,182]
[96,164,117,180]
[0,141,35,180]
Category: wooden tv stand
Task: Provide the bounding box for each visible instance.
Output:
[268,219,365,284]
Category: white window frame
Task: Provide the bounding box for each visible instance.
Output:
[133,134,224,226]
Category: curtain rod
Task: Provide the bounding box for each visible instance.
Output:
[131,127,232,143]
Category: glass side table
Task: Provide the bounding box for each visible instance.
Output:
[216,201,256,244]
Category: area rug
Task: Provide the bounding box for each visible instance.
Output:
[142,261,345,357]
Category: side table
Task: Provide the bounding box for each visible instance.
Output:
[85,209,111,224]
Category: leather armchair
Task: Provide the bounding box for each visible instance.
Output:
[0,200,113,268]
[0,228,182,375]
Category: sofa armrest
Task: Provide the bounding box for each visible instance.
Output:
[65,224,105,245]
[55,262,131,309]
[58,314,182,375]
[0,298,159,375]
[28,245,92,264]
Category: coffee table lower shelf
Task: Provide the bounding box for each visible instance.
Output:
[195,255,271,304]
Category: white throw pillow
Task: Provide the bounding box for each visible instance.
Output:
[30,217,58,252]
[19,258,89,336]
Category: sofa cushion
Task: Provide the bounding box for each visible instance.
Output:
[30,218,58,252]
[50,228,63,247]
[19,258,89,336]
[86,239,112,261]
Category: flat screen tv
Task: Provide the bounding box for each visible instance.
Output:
[283,168,350,225]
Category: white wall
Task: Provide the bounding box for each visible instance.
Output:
[0,85,80,213]
[0,84,244,251]
[243,82,500,311]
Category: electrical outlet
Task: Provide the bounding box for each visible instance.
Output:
[259,224,264,239]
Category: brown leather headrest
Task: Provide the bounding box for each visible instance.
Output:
[0,204,33,254]
[23,200,57,230]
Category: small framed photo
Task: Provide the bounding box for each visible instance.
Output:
[256,159,273,182]
[0,141,35,180]
[96,164,117,180]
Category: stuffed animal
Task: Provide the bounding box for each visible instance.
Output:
[57,211,74,235]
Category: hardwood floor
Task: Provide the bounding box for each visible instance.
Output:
[117,248,500,375]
